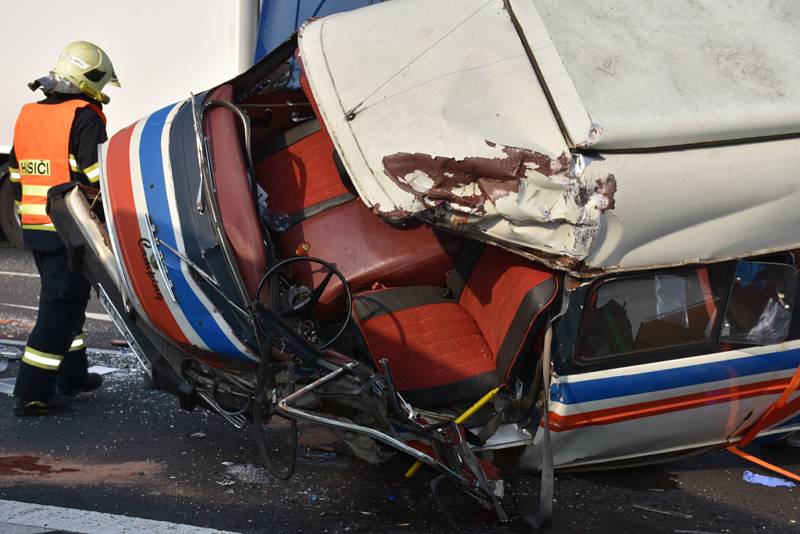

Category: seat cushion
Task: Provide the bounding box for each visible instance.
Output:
[354,286,500,407]
[277,201,464,318]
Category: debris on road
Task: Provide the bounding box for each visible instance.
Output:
[742,470,797,488]
[189,431,207,439]
[0,344,20,373]
[0,378,15,396]
[632,503,693,519]
[87,365,119,376]
[301,447,337,464]
[0,344,22,360]
[224,463,271,485]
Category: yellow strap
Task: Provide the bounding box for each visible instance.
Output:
[84,162,100,183]
[22,346,63,371]
[22,223,57,232]
[405,386,502,479]
[22,184,51,197]
[455,387,503,424]
[69,333,87,351]
[19,204,48,216]
[69,154,80,172]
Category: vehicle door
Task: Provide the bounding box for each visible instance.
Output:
[546,259,800,468]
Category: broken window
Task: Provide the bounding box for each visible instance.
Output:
[720,261,796,346]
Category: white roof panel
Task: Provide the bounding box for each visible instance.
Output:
[529,0,800,149]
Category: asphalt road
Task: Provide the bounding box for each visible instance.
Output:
[1,240,799,533]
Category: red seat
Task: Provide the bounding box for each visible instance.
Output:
[353,245,558,408]
[276,200,464,318]
[254,125,353,219]
[254,69,354,222]
[205,84,268,300]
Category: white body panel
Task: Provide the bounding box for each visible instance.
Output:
[519,340,800,469]
[531,0,800,149]
[581,138,800,273]
[0,0,257,152]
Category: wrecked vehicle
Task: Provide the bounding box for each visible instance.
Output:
[47,0,800,527]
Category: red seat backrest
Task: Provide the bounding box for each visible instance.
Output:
[205,84,268,300]
[458,246,557,380]
[254,128,349,216]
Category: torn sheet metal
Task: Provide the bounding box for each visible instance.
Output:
[382,142,570,215]
[381,143,616,259]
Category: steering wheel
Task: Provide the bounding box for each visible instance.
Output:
[255,256,352,350]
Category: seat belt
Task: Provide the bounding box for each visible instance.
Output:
[446,240,484,300]
[522,323,554,530]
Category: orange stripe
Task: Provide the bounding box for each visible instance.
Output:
[106,123,190,346]
[21,214,52,225]
[549,377,793,432]
[21,196,48,204]
[20,176,63,187]
[696,267,718,324]
[738,366,800,446]
[726,446,800,483]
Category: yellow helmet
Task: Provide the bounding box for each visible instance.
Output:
[51,41,120,104]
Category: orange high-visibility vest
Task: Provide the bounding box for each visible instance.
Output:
[12,100,105,232]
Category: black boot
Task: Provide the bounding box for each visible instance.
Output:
[59,372,103,396]
[14,394,73,417]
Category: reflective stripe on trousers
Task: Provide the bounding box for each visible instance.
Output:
[22,346,63,371]
[21,333,85,371]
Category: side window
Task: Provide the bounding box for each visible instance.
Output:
[720,261,796,345]
[575,267,725,362]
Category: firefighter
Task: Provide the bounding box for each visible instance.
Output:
[9,41,119,416]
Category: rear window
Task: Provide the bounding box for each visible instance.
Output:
[575,267,725,362]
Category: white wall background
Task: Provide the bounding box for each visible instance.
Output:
[1,0,258,152]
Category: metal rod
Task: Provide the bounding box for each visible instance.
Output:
[202,100,254,170]
[143,214,176,303]
[96,283,152,377]
[277,365,467,483]
[189,92,253,320]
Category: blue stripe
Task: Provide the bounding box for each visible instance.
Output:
[139,104,250,362]
[552,347,800,405]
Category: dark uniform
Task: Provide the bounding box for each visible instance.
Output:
[9,93,107,405]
